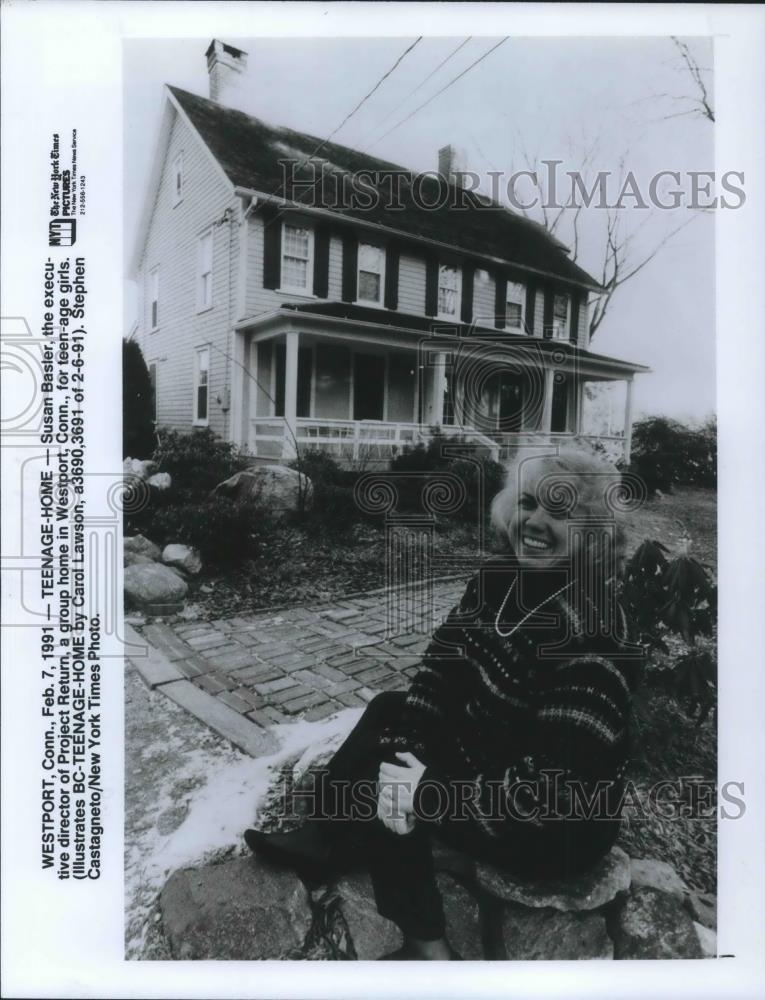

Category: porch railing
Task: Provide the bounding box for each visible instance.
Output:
[249,418,500,462]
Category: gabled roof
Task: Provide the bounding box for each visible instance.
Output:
[162,85,600,291]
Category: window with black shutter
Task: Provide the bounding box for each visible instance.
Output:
[384,244,399,310]
[342,234,358,302]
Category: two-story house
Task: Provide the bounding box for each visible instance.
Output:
[130,39,647,465]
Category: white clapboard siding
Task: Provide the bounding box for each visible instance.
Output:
[135,110,239,438]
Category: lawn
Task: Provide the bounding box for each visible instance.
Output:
[184,483,716,619]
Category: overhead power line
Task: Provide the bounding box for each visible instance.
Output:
[267,36,423,205]
[368,36,509,149]
[359,37,473,148]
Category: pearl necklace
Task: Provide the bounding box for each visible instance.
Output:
[494,577,575,639]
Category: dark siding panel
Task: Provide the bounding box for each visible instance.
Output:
[384,243,400,310]
[543,286,554,340]
[425,255,439,317]
[569,292,580,345]
[341,233,358,303]
[461,264,475,324]
[313,225,330,298]
[262,207,282,290]
[524,283,536,336]
[494,272,507,329]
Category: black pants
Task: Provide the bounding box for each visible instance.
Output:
[310,691,513,941]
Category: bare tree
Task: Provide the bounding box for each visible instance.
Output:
[499,136,700,342]
[626,37,715,126]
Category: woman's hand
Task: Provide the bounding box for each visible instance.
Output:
[377,752,427,834]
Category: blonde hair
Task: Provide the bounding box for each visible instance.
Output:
[490,442,627,580]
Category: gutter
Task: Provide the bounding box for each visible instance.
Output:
[235,305,650,377]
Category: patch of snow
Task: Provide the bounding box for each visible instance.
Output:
[126,701,361,957]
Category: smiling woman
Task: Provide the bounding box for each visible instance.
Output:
[246,441,640,960]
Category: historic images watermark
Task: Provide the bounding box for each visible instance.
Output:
[279,158,746,213]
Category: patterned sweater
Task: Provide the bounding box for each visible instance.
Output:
[381,556,639,874]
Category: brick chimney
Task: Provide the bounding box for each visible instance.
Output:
[438,144,469,188]
[206,39,249,111]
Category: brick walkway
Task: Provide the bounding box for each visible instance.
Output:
[134,579,467,735]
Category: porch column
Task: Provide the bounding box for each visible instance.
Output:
[623,378,634,463]
[283,330,299,460]
[541,367,555,434]
[228,329,246,448]
[431,351,448,425]
[576,379,585,435]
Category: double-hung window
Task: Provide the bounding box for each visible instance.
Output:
[552,293,570,339]
[506,281,525,331]
[357,243,385,305]
[197,229,213,311]
[194,347,210,425]
[281,223,313,293]
[149,267,159,331]
[172,153,184,205]
[438,264,460,319]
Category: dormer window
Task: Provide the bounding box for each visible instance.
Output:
[357,243,385,305]
[506,281,525,331]
[553,293,570,339]
[172,153,184,206]
[281,223,313,294]
[438,264,460,319]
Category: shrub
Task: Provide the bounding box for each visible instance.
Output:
[291,448,346,488]
[389,431,505,523]
[152,427,249,503]
[122,339,156,459]
[148,496,271,565]
[289,448,364,533]
[628,415,716,495]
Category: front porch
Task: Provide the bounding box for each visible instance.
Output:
[230,312,644,467]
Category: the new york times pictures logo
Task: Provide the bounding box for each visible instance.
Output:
[48,130,82,247]
[49,219,76,247]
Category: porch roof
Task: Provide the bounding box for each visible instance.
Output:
[270,300,651,377]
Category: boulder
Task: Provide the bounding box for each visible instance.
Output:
[685,890,716,930]
[693,920,717,958]
[160,856,312,960]
[630,857,689,901]
[611,886,703,959]
[213,466,313,517]
[477,847,630,912]
[147,472,172,491]
[124,550,155,569]
[333,871,402,960]
[123,457,158,481]
[500,904,613,960]
[124,562,188,614]
[124,533,162,562]
[438,872,483,960]
[162,543,202,576]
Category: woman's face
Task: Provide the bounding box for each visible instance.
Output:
[508,469,574,568]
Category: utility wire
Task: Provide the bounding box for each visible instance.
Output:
[358,37,473,149]
[266,36,423,206]
[368,37,509,149]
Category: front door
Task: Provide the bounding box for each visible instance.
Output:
[353,354,385,420]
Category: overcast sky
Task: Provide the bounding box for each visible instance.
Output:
[124,35,715,423]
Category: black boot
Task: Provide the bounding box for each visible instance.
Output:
[244,824,336,886]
